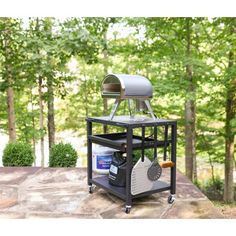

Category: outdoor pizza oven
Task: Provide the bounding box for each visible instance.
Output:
[101,74,153,99]
[101,74,156,120]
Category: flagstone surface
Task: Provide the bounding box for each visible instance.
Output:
[0,167,223,219]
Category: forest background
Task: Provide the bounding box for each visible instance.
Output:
[0,17,235,206]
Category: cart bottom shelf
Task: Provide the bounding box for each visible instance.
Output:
[91,175,170,201]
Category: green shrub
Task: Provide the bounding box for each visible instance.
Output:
[3,142,34,167]
[200,176,224,201]
[193,179,201,189]
[49,142,78,167]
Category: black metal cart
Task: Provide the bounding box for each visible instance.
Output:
[86,116,177,213]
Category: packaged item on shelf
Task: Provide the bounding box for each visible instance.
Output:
[92,146,116,174]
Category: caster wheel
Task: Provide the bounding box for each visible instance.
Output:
[89,185,93,194]
[168,195,175,204]
[125,206,131,214]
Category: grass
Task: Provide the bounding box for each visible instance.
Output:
[212,200,236,218]
[213,201,236,208]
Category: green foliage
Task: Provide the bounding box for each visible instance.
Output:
[200,176,224,200]
[0,17,235,198]
[0,18,26,92]
[49,142,78,167]
[133,149,155,163]
[2,142,34,167]
[193,179,201,189]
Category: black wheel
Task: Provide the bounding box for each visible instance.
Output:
[125,206,131,214]
[168,195,175,204]
[89,185,93,194]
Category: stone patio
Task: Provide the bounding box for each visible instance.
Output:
[0,167,223,218]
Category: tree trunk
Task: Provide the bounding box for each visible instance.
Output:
[6,77,16,142]
[47,77,55,149]
[35,18,45,166]
[208,154,215,184]
[223,47,235,202]
[30,88,36,166]
[4,23,16,142]
[103,26,109,133]
[39,77,45,167]
[84,75,89,117]
[44,18,55,150]
[185,18,197,182]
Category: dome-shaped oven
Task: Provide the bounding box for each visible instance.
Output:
[101,74,153,99]
[101,74,156,120]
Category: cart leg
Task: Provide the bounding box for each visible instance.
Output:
[168,194,176,204]
[125,205,132,214]
[169,123,177,203]
[89,184,93,194]
[125,126,133,214]
[87,121,93,188]
[88,184,96,194]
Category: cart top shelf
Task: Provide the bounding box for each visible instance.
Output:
[86,116,177,128]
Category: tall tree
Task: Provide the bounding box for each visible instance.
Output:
[29,87,36,165]
[0,18,22,142]
[25,17,46,166]
[102,19,109,133]
[47,72,55,149]
[38,75,45,166]
[185,18,197,181]
[43,18,56,149]
[127,18,214,182]
[36,18,46,166]
[208,17,236,202]
[223,18,236,202]
[43,17,100,149]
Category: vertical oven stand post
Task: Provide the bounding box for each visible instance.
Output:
[125,126,133,213]
[87,120,93,193]
[168,123,177,204]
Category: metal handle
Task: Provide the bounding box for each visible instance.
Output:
[154,126,157,160]
[141,126,145,162]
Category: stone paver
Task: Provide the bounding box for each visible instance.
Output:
[0,167,223,218]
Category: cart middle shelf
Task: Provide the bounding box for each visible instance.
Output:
[88,132,171,152]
